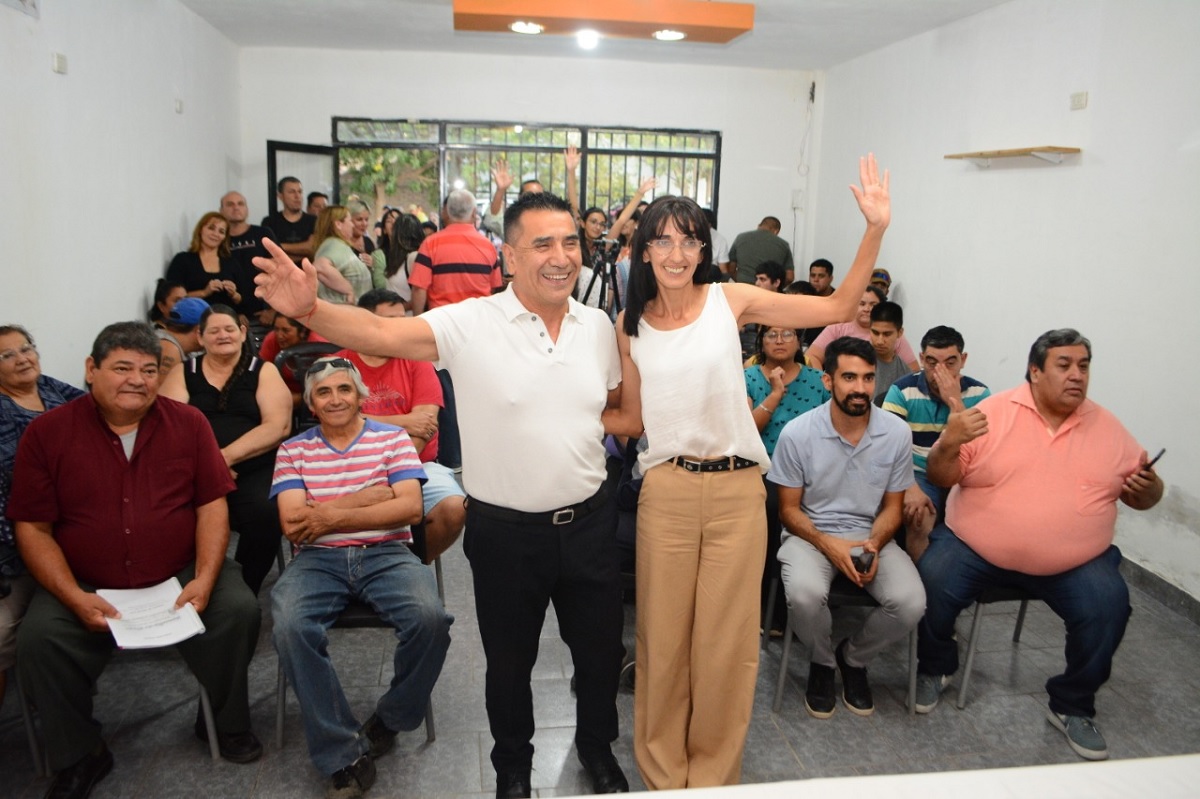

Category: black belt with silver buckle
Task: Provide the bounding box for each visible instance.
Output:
[671,456,758,473]
[466,487,609,526]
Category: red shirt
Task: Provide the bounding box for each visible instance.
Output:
[408,222,502,309]
[336,350,443,462]
[259,330,329,393]
[9,394,235,588]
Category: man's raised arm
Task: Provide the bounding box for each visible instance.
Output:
[254,238,439,362]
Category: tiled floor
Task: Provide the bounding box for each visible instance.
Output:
[4,542,1200,798]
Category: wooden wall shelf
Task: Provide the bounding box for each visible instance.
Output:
[944,146,1081,167]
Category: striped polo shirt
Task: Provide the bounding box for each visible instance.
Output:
[881,371,990,473]
[408,222,502,309]
[270,419,427,547]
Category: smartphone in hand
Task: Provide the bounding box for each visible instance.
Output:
[850,547,875,574]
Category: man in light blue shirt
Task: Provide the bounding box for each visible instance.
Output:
[768,336,925,719]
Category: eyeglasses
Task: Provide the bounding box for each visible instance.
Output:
[763,331,797,341]
[647,238,705,254]
[0,344,37,363]
[306,357,355,377]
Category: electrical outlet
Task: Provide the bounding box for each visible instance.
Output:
[51,52,67,74]
[1070,91,1088,111]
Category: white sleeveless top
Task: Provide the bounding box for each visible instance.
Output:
[631,284,770,473]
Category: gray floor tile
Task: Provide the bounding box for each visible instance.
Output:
[5,538,1200,799]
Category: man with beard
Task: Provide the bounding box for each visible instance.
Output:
[767,336,924,719]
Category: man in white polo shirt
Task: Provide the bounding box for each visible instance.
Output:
[253,191,628,798]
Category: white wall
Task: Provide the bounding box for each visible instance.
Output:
[0,0,240,379]
[236,47,813,249]
[811,0,1200,597]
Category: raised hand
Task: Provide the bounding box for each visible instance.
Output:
[492,158,513,192]
[636,177,657,198]
[253,238,320,319]
[848,153,891,230]
[565,144,581,171]
[944,406,988,447]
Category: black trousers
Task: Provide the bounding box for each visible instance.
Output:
[463,494,623,774]
[227,465,282,595]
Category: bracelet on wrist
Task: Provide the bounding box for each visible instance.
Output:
[298,301,319,326]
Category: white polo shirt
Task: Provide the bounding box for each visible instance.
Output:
[423,287,621,512]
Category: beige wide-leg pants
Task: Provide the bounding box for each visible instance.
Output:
[634,462,766,790]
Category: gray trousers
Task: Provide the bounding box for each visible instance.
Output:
[778,536,925,669]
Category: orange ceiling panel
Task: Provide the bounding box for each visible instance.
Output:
[453,0,755,44]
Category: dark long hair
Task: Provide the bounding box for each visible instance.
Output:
[385,213,425,279]
[621,196,713,337]
[148,279,185,322]
[377,208,400,252]
[200,304,253,412]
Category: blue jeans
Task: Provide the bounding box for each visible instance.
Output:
[917,524,1130,718]
[914,470,946,517]
[272,541,452,775]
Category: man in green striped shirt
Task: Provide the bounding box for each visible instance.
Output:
[882,326,990,560]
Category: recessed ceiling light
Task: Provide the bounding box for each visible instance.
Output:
[576,29,600,50]
[509,21,544,35]
[653,29,687,41]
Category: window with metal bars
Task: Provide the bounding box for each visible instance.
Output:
[332,118,721,224]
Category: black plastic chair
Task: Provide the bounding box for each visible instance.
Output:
[955,586,1034,709]
[274,524,440,749]
[273,342,343,430]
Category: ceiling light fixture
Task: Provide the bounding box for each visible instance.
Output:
[455,0,754,45]
[652,29,687,41]
[576,29,600,50]
[509,21,544,35]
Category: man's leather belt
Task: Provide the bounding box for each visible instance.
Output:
[466,488,608,526]
[671,456,758,473]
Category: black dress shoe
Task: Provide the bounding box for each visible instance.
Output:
[329,754,376,799]
[578,748,629,793]
[495,768,532,799]
[361,713,397,759]
[194,713,264,763]
[45,741,113,799]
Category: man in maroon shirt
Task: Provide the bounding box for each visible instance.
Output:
[11,322,262,798]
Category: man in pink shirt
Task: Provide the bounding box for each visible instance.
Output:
[912,329,1163,762]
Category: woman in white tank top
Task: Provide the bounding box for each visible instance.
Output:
[606,156,891,789]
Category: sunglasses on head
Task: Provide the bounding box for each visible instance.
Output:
[307,357,355,377]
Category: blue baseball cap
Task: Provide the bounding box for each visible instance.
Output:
[167,297,209,326]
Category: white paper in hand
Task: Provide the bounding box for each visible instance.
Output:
[96,577,207,649]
